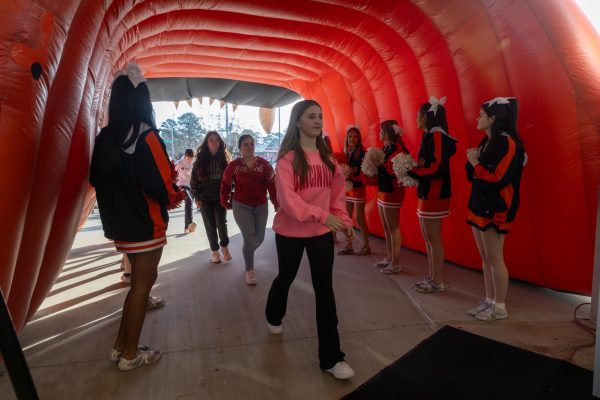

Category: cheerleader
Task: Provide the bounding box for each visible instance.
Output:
[337,126,371,255]
[90,63,181,371]
[408,97,457,293]
[375,120,409,274]
[466,97,526,321]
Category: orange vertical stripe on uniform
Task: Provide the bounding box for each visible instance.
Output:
[474,137,516,183]
[145,131,177,205]
[500,183,514,210]
[144,193,166,238]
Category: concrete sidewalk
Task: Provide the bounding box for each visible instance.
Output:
[0,206,594,399]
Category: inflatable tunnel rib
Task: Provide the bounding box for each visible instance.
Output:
[0,0,599,331]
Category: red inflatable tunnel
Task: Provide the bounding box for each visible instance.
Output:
[1,0,599,331]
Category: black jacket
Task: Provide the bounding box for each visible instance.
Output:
[190,156,227,201]
[466,134,525,222]
[90,127,177,242]
[408,130,457,199]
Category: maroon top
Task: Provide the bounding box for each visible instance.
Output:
[220,156,279,209]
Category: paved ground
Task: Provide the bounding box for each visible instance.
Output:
[0,206,594,399]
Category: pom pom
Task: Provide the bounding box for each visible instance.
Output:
[391,153,419,187]
[361,147,385,177]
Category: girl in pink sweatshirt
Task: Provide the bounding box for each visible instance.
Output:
[265,100,356,380]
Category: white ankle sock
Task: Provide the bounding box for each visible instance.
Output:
[493,302,506,309]
[485,298,493,304]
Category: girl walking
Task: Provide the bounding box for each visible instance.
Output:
[191,131,232,263]
[220,134,278,285]
[265,100,355,380]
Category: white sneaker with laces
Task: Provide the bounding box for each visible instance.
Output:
[118,349,162,371]
[374,259,390,268]
[381,264,402,274]
[467,301,492,316]
[267,322,283,334]
[475,304,508,321]
[109,344,150,362]
[245,270,257,285]
[326,361,355,379]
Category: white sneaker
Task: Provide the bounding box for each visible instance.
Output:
[109,344,150,362]
[267,322,283,334]
[117,349,162,371]
[245,270,257,285]
[374,259,390,268]
[120,273,131,284]
[221,246,232,261]
[326,361,355,379]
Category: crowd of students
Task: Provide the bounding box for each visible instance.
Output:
[90,63,526,376]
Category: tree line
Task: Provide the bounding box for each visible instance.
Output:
[158,111,284,160]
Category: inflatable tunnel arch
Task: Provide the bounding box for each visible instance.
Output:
[1,0,599,331]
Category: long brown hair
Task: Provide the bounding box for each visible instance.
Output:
[193,131,231,179]
[277,100,334,185]
[380,119,409,153]
[344,126,365,162]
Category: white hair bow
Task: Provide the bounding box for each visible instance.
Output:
[485,97,515,106]
[392,124,404,136]
[346,124,360,132]
[115,61,147,88]
[428,95,446,116]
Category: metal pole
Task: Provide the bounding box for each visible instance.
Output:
[170,128,175,158]
[225,103,229,139]
[278,107,281,146]
[0,288,39,399]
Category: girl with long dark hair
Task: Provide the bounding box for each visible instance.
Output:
[408,97,457,293]
[374,120,409,274]
[466,97,526,321]
[337,126,371,255]
[191,131,232,263]
[90,63,180,371]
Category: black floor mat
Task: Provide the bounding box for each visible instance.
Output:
[343,325,594,400]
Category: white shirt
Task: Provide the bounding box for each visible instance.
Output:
[174,156,193,187]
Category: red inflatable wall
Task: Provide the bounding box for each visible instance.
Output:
[0,0,599,331]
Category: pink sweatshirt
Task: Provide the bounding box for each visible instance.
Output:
[273,149,352,238]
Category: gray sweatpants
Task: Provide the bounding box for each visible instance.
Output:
[232,200,269,271]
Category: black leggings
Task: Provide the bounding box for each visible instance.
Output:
[199,200,229,251]
[265,232,345,370]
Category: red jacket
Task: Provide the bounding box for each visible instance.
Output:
[220,157,278,209]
